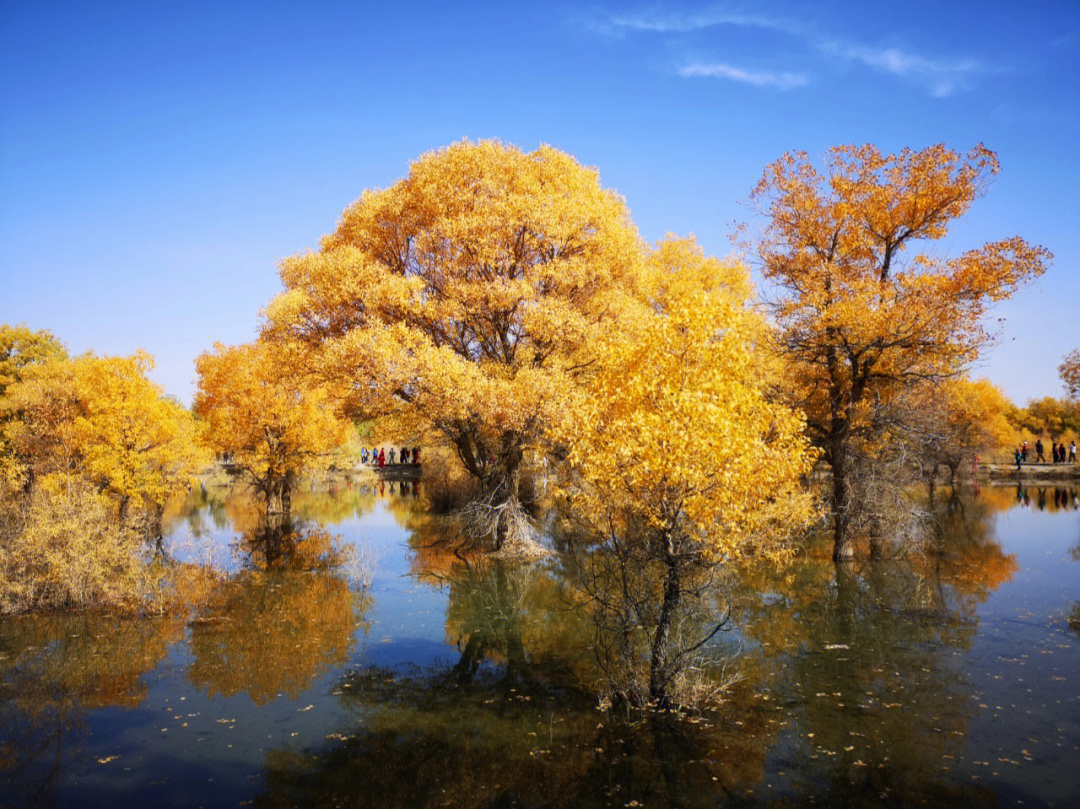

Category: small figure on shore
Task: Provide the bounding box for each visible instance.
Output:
[1051,442,1059,463]
[1021,442,1028,462]
[411,446,420,465]
[378,448,385,468]
[1035,439,1045,463]
[400,445,409,465]
[1015,446,1023,471]
[361,447,369,464]
[1070,441,1077,463]
[371,447,379,465]
[388,448,396,464]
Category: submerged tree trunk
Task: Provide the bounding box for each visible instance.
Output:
[649,535,682,707]
[453,427,542,555]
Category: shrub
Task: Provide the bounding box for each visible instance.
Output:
[0,476,143,613]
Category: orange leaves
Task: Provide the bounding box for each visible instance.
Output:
[3,349,203,511]
[751,142,1049,432]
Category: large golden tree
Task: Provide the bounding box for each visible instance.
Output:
[264,140,645,548]
[750,144,1049,561]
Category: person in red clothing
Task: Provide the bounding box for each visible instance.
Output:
[378,448,385,468]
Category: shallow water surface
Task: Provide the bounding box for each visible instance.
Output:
[2,482,1078,807]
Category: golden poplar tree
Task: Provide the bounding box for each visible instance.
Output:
[194,340,351,516]
[0,324,66,398]
[553,237,816,705]
[264,140,646,549]
[749,144,1049,561]
[2,349,204,611]
[3,351,203,521]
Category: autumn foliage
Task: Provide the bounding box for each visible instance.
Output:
[750,144,1049,560]
[264,140,646,549]
[194,340,352,515]
[554,237,817,704]
[0,336,205,612]
[1060,349,1080,400]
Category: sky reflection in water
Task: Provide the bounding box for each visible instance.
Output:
[1,481,1078,807]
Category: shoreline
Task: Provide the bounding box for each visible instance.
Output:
[979,462,1079,482]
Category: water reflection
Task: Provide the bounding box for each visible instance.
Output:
[733,494,1017,805]
[989,483,1080,513]
[0,614,184,806]
[187,568,371,705]
[2,484,1077,808]
[254,667,778,808]
[185,513,374,704]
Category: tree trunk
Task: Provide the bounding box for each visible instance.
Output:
[280,472,293,521]
[868,519,887,560]
[830,450,854,563]
[649,537,681,707]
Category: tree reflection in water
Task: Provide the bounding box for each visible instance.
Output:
[1,483,1057,808]
[0,614,185,806]
[186,516,372,705]
[253,549,781,809]
[732,493,1016,806]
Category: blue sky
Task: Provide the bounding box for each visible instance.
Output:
[2,1,1077,405]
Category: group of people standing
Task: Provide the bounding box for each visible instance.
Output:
[360,445,421,468]
[1014,439,1077,468]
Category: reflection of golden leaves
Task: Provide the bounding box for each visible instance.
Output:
[187,570,369,704]
[0,613,184,712]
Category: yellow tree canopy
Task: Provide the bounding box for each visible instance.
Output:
[194,340,351,504]
[263,140,646,498]
[753,144,1049,411]
[554,236,817,562]
[3,351,203,514]
[941,377,1016,455]
[750,144,1049,559]
[0,324,67,398]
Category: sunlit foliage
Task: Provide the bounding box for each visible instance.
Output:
[0,345,203,612]
[264,140,646,549]
[750,144,1049,560]
[902,376,1017,488]
[194,340,352,515]
[2,351,203,519]
[553,237,817,704]
[0,324,66,400]
[0,477,143,612]
[1007,395,1080,445]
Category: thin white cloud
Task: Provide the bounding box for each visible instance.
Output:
[822,41,983,96]
[608,9,798,36]
[679,62,808,90]
[588,5,989,96]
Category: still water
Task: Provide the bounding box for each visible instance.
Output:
[2,482,1078,808]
